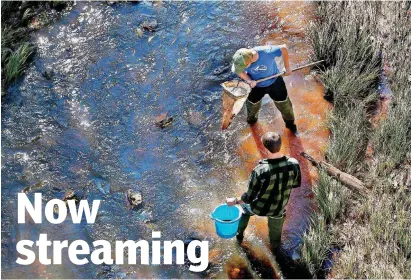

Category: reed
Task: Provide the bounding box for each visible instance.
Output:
[302,1,411,278]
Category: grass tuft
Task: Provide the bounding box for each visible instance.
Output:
[4,43,34,85]
[326,102,371,174]
[302,1,411,278]
[314,171,348,223]
[300,212,333,278]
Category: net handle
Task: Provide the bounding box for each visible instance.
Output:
[255,60,324,83]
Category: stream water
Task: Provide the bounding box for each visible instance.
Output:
[1,1,330,278]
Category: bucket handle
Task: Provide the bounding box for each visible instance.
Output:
[210,205,242,224]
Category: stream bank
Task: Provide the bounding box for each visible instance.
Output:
[300,2,411,278]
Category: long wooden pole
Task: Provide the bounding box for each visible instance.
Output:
[301,152,368,197]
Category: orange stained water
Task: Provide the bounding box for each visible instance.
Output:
[235,0,331,254]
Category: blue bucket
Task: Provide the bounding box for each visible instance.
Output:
[210,204,242,239]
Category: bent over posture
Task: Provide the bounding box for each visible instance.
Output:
[226,132,301,250]
[231,45,297,133]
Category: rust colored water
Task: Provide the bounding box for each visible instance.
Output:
[2,1,331,279]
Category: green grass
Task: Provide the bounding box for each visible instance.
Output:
[372,101,411,175]
[310,1,381,103]
[1,1,70,93]
[300,212,333,278]
[301,1,411,278]
[313,171,349,223]
[325,102,372,174]
[4,43,34,85]
[300,171,348,277]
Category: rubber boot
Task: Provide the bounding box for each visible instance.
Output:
[246,99,262,124]
[285,120,298,134]
[274,96,297,134]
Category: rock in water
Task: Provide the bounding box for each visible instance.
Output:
[42,66,55,80]
[127,189,143,208]
[155,114,173,129]
[63,189,83,204]
[141,20,158,32]
[94,178,110,195]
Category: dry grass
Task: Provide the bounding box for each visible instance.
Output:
[301,1,411,278]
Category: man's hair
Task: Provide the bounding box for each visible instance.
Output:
[261,132,282,153]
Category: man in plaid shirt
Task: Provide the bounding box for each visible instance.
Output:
[227,132,301,250]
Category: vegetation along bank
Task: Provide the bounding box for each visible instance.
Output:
[300,1,410,278]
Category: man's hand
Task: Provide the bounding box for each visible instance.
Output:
[247,80,257,88]
[283,68,292,76]
[226,197,237,206]
[280,45,292,77]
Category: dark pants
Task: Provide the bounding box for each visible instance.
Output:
[237,212,286,250]
[247,76,288,103]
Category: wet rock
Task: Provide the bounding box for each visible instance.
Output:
[22,181,45,194]
[53,189,84,214]
[136,209,154,223]
[155,114,173,129]
[96,264,126,279]
[127,189,143,208]
[141,20,158,32]
[93,178,110,195]
[63,189,84,204]
[135,27,143,38]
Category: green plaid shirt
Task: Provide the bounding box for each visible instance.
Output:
[241,156,301,217]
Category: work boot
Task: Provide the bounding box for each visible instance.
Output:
[285,119,298,134]
[236,234,244,244]
[274,97,297,134]
[246,99,262,124]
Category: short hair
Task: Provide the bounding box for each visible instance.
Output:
[261,132,282,153]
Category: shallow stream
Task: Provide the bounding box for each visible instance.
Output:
[1,2,330,278]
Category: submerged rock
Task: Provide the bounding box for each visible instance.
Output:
[63,189,84,203]
[53,189,84,214]
[141,20,158,32]
[127,189,143,208]
[93,178,110,195]
[42,67,54,80]
[22,181,45,194]
[155,114,173,129]
[135,27,143,38]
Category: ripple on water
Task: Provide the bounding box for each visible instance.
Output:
[2,1,329,278]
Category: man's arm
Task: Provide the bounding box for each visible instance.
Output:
[227,170,260,206]
[237,71,257,88]
[293,164,302,188]
[279,44,292,76]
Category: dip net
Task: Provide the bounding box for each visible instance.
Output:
[221,80,251,130]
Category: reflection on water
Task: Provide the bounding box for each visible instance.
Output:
[1,1,329,278]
